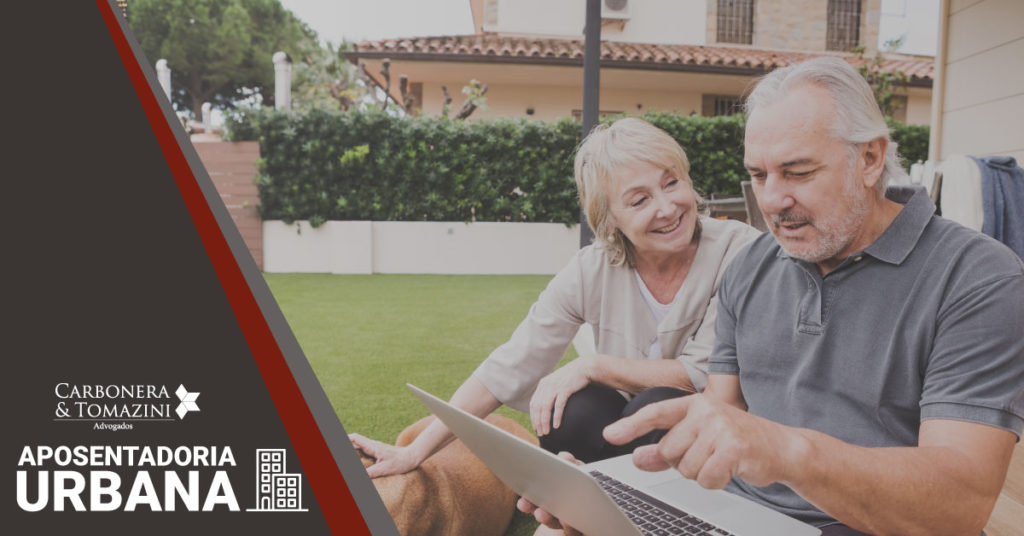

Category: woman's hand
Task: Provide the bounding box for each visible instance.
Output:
[530,356,598,436]
[516,452,583,535]
[349,433,425,478]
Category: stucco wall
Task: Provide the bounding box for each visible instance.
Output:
[419,80,703,121]
[905,93,932,126]
[380,60,751,121]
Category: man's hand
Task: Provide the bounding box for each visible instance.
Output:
[530,357,596,436]
[516,452,583,535]
[603,394,807,489]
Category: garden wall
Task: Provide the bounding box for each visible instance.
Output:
[263,220,580,274]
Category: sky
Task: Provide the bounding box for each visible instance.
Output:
[879,0,940,56]
[278,0,940,56]
[278,0,474,44]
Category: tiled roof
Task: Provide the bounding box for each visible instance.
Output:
[347,34,933,86]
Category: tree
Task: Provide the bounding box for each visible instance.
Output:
[128,0,316,116]
[853,38,910,119]
[290,41,366,111]
[453,79,488,120]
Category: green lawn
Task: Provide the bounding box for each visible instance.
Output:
[264,273,577,535]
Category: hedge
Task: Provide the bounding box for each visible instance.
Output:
[888,118,930,168]
[226,109,929,226]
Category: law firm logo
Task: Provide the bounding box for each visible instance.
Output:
[54,382,201,431]
[175,384,200,419]
[246,449,308,512]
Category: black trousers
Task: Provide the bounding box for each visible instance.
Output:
[538,383,691,463]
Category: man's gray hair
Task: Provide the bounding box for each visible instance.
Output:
[744,56,908,192]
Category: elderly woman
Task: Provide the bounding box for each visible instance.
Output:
[351,117,759,474]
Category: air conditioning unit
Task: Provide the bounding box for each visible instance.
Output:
[602,0,631,20]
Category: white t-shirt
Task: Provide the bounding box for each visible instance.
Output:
[635,271,678,360]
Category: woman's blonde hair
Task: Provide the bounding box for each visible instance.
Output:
[573,117,703,267]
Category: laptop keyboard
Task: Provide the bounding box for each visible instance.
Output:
[590,470,734,536]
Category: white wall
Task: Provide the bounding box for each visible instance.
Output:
[264,221,580,274]
[937,0,1024,161]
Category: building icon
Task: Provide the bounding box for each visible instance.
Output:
[247,448,307,512]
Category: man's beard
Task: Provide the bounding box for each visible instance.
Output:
[770,169,870,263]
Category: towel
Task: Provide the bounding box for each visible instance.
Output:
[939,155,983,230]
[974,156,1024,260]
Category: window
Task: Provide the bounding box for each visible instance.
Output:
[702,95,744,117]
[717,0,754,45]
[827,0,862,51]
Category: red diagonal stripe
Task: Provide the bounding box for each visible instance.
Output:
[94,2,371,533]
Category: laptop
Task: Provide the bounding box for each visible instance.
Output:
[408,384,820,536]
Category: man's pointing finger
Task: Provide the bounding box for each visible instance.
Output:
[604,396,693,445]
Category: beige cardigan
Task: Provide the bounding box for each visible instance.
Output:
[473,217,761,411]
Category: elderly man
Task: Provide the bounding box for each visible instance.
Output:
[602,57,1024,535]
[523,57,1024,535]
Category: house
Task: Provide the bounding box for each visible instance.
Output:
[928,2,1024,534]
[929,0,1023,162]
[344,0,933,124]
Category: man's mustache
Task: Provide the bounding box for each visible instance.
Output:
[770,209,813,226]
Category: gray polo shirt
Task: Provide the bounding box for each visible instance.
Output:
[708,186,1024,526]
